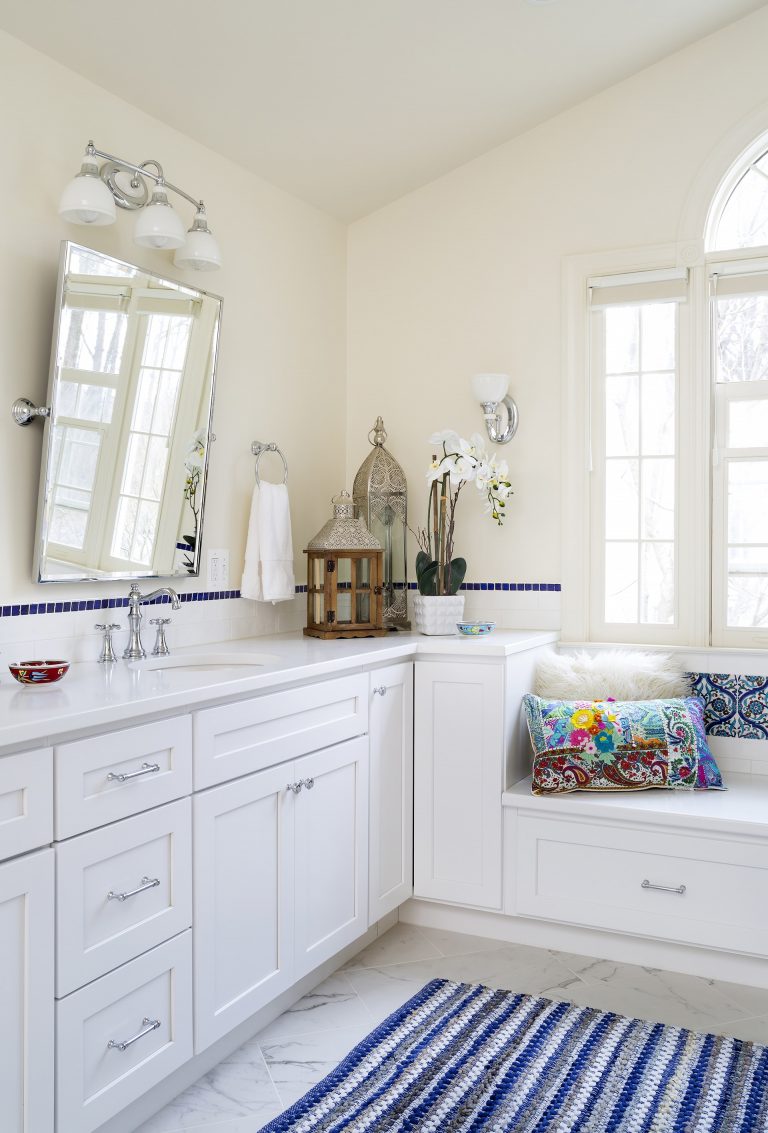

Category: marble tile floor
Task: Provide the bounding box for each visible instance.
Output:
[134,922,768,1133]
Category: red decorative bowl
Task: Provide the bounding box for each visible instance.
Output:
[8,660,70,686]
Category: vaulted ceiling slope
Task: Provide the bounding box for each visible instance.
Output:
[0,0,764,219]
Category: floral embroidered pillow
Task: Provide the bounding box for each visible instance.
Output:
[523,695,720,795]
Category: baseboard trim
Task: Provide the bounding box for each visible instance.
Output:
[399,898,768,990]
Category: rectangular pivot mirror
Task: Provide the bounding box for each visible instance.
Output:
[34,242,221,582]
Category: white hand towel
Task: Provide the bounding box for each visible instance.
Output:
[259,481,295,602]
[240,483,264,600]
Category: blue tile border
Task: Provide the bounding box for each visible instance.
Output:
[690,672,768,740]
[0,580,560,618]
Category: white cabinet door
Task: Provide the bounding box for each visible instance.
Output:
[293,736,369,979]
[0,849,54,1133]
[368,663,413,922]
[193,763,294,1052]
[414,661,504,909]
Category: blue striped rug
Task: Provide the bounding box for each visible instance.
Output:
[261,978,768,1131]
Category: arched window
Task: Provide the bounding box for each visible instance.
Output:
[563,130,768,649]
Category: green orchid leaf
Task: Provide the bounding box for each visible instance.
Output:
[446,557,467,595]
[416,562,439,595]
[415,550,432,581]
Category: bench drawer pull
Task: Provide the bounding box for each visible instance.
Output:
[641,879,686,896]
[107,1016,161,1052]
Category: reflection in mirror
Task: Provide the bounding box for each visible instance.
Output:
[35,243,221,582]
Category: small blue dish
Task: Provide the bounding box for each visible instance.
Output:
[456,621,496,636]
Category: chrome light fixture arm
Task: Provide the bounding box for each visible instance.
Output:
[85,141,205,213]
[480,395,519,445]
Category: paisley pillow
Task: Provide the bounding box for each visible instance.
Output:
[523,695,722,795]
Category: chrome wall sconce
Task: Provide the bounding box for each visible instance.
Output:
[59,141,222,271]
[471,373,519,445]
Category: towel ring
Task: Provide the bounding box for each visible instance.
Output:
[251,440,288,485]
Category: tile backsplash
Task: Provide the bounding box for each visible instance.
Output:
[691,672,768,741]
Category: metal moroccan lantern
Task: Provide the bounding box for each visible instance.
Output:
[304,491,387,639]
[353,417,410,630]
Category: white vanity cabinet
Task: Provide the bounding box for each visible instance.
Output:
[368,662,413,922]
[0,847,55,1133]
[193,734,369,1052]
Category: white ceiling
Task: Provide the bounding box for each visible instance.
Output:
[0,0,765,220]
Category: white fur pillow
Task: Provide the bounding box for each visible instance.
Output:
[534,649,691,701]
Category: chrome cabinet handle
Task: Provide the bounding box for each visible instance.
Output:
[373,685,387,696]
[107,762,161,783]
[302,777,315,790]
[286,781,303,794]
[107,876,160,902]
[641,879,686,896]
[108,1017,161,1052]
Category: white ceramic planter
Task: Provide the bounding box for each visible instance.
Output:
[412,594,465,636]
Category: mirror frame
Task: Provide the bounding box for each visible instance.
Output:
[33,241,223,584]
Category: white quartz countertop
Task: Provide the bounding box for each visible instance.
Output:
[0,628,557,753]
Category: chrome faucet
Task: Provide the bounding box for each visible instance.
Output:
[123,585,181,660]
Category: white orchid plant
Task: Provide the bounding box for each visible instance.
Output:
[412,430,512,596]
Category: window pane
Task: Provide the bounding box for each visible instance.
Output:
[132,370,158,432]
[605,307,639,374]
[641,372,675,455]
[727,546,768,627]
[122,433,148,496]
[112,496,137,560]
[729,400,768,448]
[49,504,88,549]
[153,372,181,434]
[641,542,674,624]
[641,458,675,540]
[728,461,768,543]
[641,304,675,371]
[57,427,100,491]
[605,375,639,456]
[132,500,159,565]
[605,460,639,539]
[713,163,768,251]
[605,542,638,623]
[142,436,168,503]
[142,314,192,370]
[716,295,768,382]
[60,308,127,374]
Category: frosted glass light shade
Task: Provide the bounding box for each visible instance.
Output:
[174,212,222,271]
[59,170,116,226]
[471,372,509,405]
[133,188,186,250]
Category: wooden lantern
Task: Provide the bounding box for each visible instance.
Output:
[304,491,387,639]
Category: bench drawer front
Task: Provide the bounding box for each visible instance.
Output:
[515,814,768,954]
[193,674,369,788]
[56,932,192,1133]
[0,746,52,862]
[55,716,193,838]
[56,798,192,996]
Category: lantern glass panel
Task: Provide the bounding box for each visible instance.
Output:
[311,557,324,588]
[338,590,352,623]
[312,591,324,623]
[357,557,370,588]
[356,592,371,623]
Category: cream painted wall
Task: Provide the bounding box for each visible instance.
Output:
[0,31,346,607]
[346,6,768,592]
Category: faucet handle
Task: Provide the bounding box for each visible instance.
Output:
[95,623,121,663]
[150,618,172,657]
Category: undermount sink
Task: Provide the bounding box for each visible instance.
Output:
[129,652,277,673]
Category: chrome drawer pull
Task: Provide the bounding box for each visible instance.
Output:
[107,876,160,902]
[641,879,686,896]
[286,781,303,794]
[108,1016,161,1052]
[302,777,315,790]
[107,762,161,784]
[373,685,387,696]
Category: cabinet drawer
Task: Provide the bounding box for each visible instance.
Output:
[55,716,193,838]
[56,798,192,996]
[56,932,192,1133]
[0,746,52,862]
[515,813,768,955]
[193,673,369,788]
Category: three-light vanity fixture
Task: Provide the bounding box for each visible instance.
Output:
[471,373,519,445]
[59,141,222,271]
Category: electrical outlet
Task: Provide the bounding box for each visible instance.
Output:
[207,549,230,589]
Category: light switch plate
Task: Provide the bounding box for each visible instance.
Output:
[207,549,230,589]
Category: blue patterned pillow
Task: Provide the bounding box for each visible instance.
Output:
[523,695,723,795]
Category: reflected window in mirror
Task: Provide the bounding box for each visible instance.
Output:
[35,242,221,583]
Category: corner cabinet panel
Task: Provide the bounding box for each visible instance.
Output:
[368,663,414,922]
[0,848,54,1133]
[293,736,369,979]
[414,661,504,909]
[193,763,295,1053]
